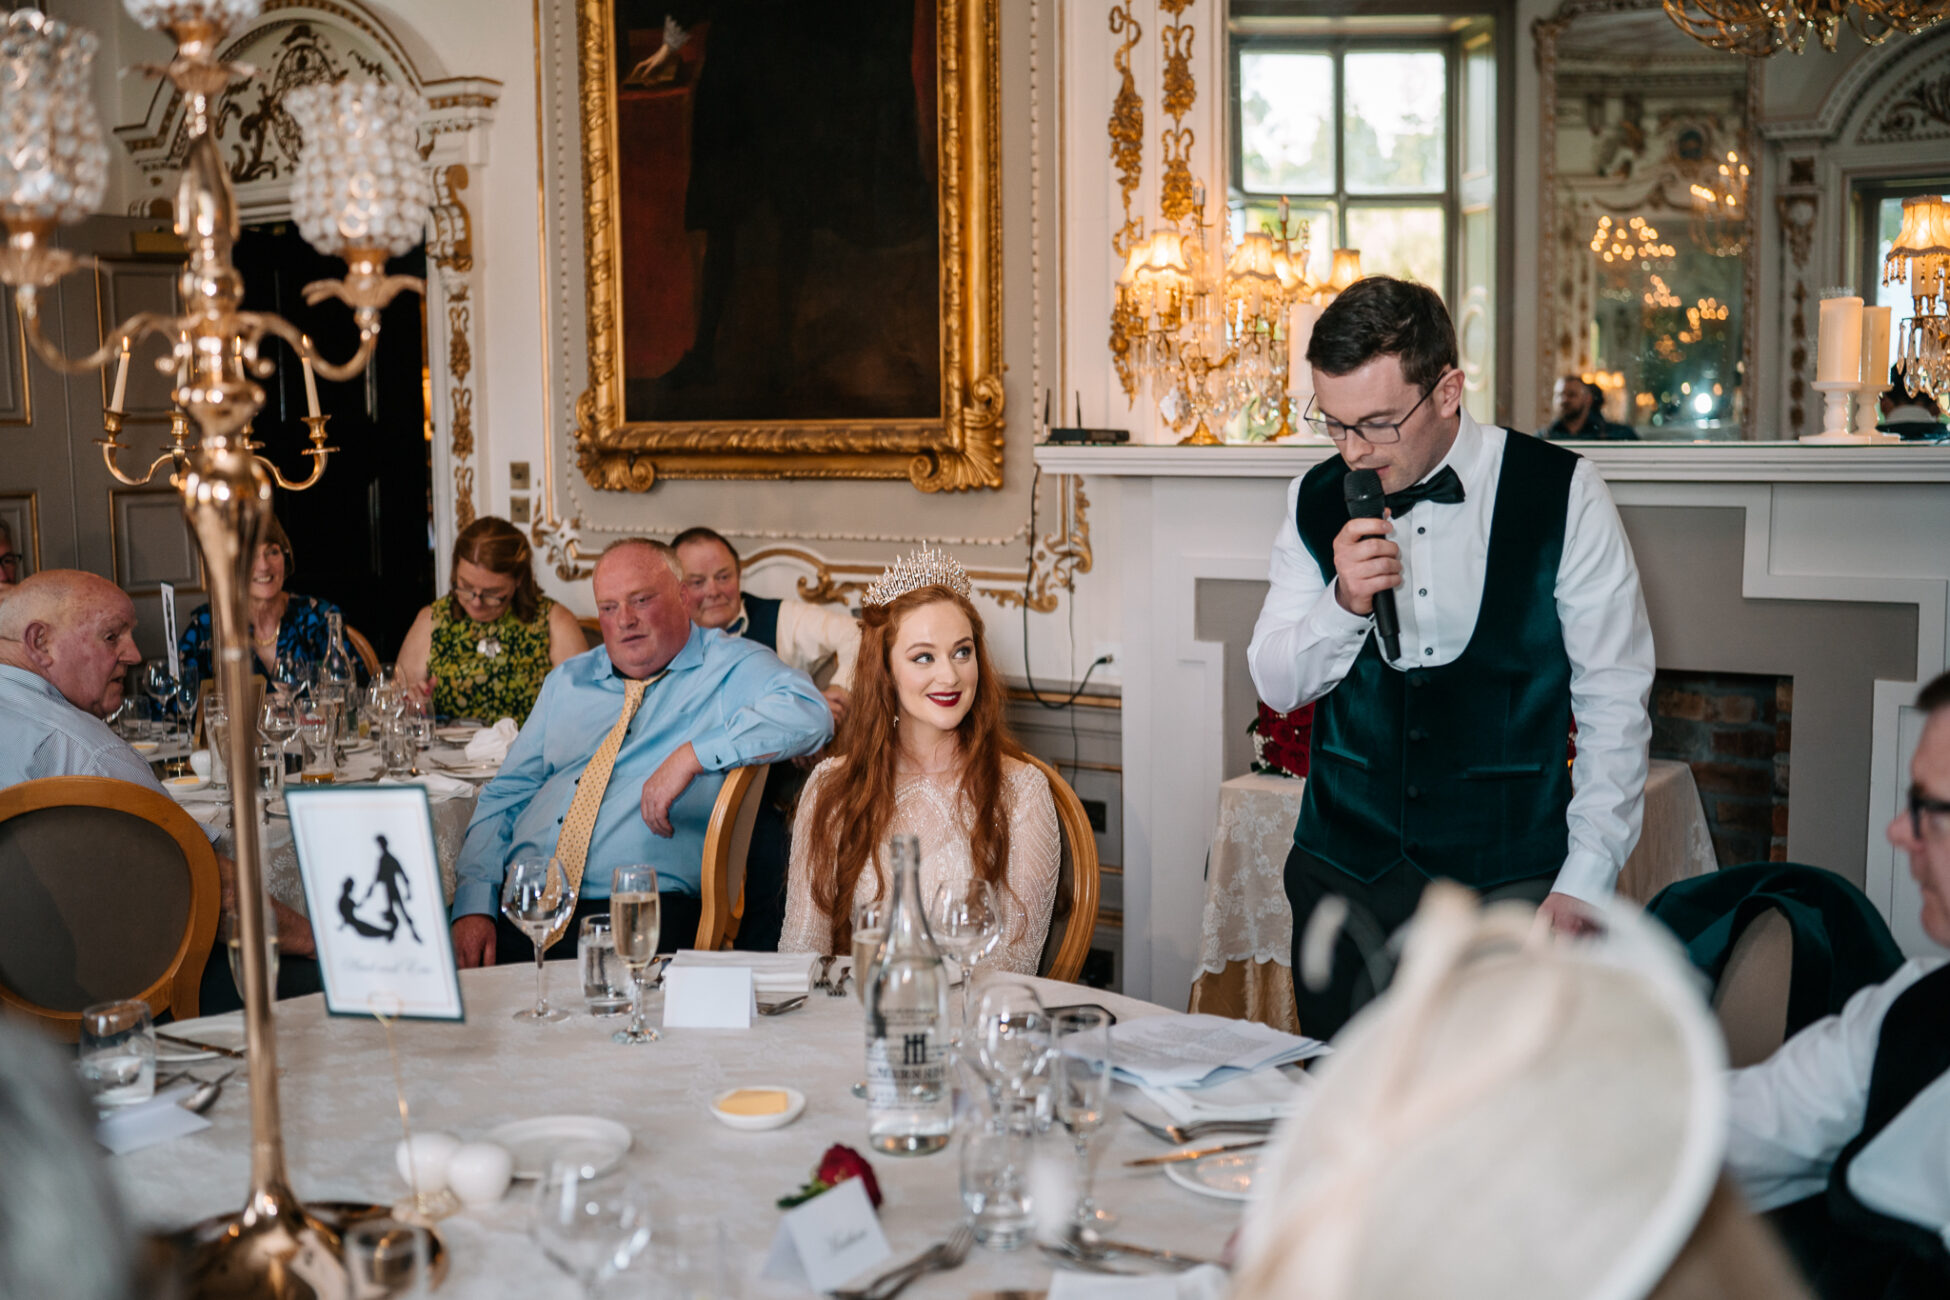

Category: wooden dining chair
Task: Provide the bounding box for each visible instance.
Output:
[578,616,603,651]
[0,776,223,1041]
[695,763,771,951]
[343,624,382,680]
[1024,755,1102,983]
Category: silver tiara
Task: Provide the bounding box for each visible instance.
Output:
[862,546,972,607]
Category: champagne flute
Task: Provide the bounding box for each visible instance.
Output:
[848,897,887,1099]
[530,1162,652,1300]
[609,865,661,1045]
[930,877,1000,1031]
[502,857,576,1022]
[1052,1006,1117,1227]
[204,693,230,794]
[174,660,202,750]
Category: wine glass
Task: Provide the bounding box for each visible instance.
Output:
[502,858,575,1022]
[297,702,337,784]
[272,651,313,706]
[1052,1006,1117,1227]
[174,660,202,750]
[930,877,1000,1032]
[259,696,298,784]
[971,984,1050,1123]
[608,865,661,1045]
[140,659,176,740]
[529,1162,651,1299]
[204,693,230,794]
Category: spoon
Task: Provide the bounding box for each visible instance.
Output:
[182,1069,236,1115]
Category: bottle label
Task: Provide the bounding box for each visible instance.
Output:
[865,1023,945,1111]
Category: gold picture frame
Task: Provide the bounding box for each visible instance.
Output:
[571,0,1004,492]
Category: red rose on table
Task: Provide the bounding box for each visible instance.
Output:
[777,1143,883,1210]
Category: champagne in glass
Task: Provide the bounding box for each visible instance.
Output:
[502,857,576,1022]
[609,865,660,1045]
[223,915,281,994]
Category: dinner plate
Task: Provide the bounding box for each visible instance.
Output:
[434,725,481,744]
[709,1086,806,1132]
[1163,1147,1261,1201]
[485,1116,633,1179]
[130,740,161,755]
[435,761,502,780]
[156,1018,247,1063]
[340,738,376,755]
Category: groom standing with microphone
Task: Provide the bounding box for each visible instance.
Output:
[1248,277,1655,1039]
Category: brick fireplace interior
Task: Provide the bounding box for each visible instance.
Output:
[1650,670,1792,866]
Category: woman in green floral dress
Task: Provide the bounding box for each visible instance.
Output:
[397,517,588,722]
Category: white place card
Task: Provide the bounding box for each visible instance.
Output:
[661,965,754,1029]
[761,1176,891,1292]
[96,1085,211,1155]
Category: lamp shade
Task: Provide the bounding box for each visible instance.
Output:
[286,80,432,258]
[1328,248,1363,293]
[0,10,109,226]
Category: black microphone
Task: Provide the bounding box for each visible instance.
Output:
[1343,469,1402,662]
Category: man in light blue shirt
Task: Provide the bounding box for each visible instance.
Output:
[449,538,832,966]
[0,570,158,791]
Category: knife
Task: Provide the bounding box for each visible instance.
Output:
[158,1031,246,1060]
[1125,1139,1266,1168]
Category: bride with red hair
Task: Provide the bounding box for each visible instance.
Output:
[781,549,1059,973]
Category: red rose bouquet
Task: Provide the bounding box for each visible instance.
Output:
[777,1144,884,1210]
[1249,701,1313,779]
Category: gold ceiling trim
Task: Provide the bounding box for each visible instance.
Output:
[570,0,1006,492]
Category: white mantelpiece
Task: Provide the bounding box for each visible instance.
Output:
[1045,441,1950,1004]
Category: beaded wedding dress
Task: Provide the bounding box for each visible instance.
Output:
[781,754,1061,973]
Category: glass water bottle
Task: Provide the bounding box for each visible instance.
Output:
[865,834,952,1155]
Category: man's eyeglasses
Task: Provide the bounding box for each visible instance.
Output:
[454,579,514,609]
[1302,381,1441,445]
[0,552,18,573]
[1910,785,1950,841]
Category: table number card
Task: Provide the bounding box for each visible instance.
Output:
[286,785,465,1021]
[761,1176,891,1291]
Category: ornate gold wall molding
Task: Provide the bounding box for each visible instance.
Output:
[429,163,479,528]
[1107,3,1145,399]
[570,0,1006,492]
[991,475,1093,612]
[1157,0,1198,225]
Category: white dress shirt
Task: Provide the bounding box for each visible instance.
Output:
[1726,957,1944,1214]
[738,598,861,692]
[1245,412,1655,903]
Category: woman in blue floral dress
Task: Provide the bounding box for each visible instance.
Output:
[177,514,357,685]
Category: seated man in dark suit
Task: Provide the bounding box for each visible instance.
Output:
[1725,671,1950,1299]
[1541,375,1640,440]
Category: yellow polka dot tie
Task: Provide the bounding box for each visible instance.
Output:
[545,671,660,951]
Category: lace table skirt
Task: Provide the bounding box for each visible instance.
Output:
[1191,760,1718,1031]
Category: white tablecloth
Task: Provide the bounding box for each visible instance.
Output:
[1192,758,1718,1029]
[166,744,486,916]
[112,966,1246,1297]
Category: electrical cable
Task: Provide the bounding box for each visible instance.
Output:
[1019,461,1114,714]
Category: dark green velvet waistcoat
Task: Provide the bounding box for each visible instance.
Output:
[1292,431,1579,888]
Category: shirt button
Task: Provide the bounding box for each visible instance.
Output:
[1424,647,1434,656]
[1419,588,1428,597]
[1417,526,1426,535]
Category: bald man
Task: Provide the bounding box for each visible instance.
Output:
[0,570,158,790]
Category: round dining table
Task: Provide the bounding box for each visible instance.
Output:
[113,965,1251,1296]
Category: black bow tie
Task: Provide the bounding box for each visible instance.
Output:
[1385,466,1466,516]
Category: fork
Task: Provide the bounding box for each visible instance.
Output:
[756,995,807,1016]
[1125,1112,1279,1144]
[834,1222,975,1300]
[828,964,852,998]
[812,955,837,992]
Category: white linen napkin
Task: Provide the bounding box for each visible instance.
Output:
[668,949,817,996]
[95,1085,212,1155]
[1138,1067,1310,1126]
[377,772,477,800]
[1049,1264,1229,1300]
[464,718,519,764]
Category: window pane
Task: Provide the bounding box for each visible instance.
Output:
[1234,201,1336,287]
[1344,51,1446,194]
[1239,52,1335,194]
[1347,205,1445,291]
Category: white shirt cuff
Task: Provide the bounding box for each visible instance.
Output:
[1309,578,1375,639]
[1550,848,1618,906]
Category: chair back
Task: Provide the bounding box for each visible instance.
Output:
[578,617,603,651]
[1713,906,1793,1069]
[343,625,382,680]
[0,777,222,1040]
[1024,755,1101,983]
[696,764,770,951]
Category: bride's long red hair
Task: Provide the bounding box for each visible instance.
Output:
[806,586,1024,952]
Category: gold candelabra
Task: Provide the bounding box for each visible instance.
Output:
[1662,0,1944,56]
[0,6,428,1294]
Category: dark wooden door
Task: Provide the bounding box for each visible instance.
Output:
[232,224,434,662]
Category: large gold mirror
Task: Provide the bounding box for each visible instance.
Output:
[1536,0,1759,439]
[572,0,1003,492]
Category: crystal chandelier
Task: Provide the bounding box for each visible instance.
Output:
[1884,194,1950,398]
[1689,149,1750,257]
[1663,0,1945,56]
[1114,189,1318,443]
[0,3,427,1292]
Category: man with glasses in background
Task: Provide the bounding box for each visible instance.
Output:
[1723,671,1950,1298]
[1247,275,1655,1039]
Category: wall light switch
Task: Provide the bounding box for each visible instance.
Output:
[509,461,532,491]
[509,497,531,524]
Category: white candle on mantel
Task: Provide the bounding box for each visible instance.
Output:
[300,338,321,418]
[109,339,130,413]
[1861,305,1893,391]
[1815,295,1863,383]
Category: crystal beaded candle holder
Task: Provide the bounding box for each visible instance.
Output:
[120,0,263,32]
[0,11,108,225]
[285,81,432,259]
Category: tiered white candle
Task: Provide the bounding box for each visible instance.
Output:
[1816,295,1864,383]
[299,340,320,418]
[109,338,129,413]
